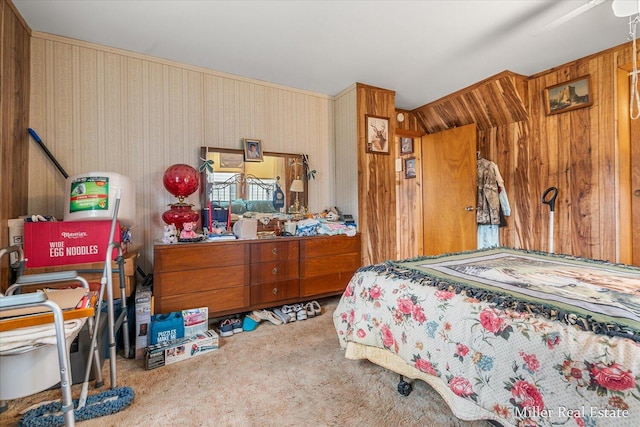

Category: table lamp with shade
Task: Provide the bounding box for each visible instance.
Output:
[290,177,304,213]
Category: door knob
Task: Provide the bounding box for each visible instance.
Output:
[634,189,640,197]
[465,206,475,211]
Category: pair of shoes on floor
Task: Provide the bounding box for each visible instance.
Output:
[243,313,260,332]
[252,309,283,325]
[219,317,243,337]
[272,308,291,324]
[305,300,322,318]
[281,302,319,321]
[282,304,305,321]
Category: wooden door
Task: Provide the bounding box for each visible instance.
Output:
[421,123,477,255]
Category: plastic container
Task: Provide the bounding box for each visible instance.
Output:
[0,323,83,400]
[64,172,136,225]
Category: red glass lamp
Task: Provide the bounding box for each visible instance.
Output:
[161,164,200,231]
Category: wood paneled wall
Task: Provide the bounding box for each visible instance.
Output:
[1,0,30,290]
[395,127,424,259]
[401,42,637,263]
[27,33,334,274]
[356,84,397,265]
[520,42,635,261]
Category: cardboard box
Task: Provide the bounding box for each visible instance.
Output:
[182,307,208,338]
[8,218,25,264]
[145,329,219,370]
[23,251,138,299]
[23,220,120,268]
[135,285,153,360]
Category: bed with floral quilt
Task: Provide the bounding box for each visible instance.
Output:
[333,247,640,427]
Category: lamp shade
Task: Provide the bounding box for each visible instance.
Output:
[163,164,199,200]
[290,179,304,193]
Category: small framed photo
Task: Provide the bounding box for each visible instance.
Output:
[400,137,414,154]
[366,115,390,154]
[404,157,417,179]
[544,75,592,115]
[243,139,263,162]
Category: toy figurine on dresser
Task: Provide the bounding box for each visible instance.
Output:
[179,221,199,241]
[162,224,178,244]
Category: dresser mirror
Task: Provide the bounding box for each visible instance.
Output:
[199,146,308,215]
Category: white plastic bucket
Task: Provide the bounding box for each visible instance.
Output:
[0,322,83,400]
[63,172,135,225]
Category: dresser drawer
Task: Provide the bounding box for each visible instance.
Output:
[300,234,360,258]
[300,252,360,278]
[250,260,298,285]
[155,265,249,297]
[155,241,249,272]
[300,272,354,297]
[250,279,299,305]
[250,240,299,262]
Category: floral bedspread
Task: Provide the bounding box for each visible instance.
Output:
[334,256,640,427]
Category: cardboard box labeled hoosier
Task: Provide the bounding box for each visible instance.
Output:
[145,329,219,370]
[23,220,120,268]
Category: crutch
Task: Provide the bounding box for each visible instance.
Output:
[542,187,558,253]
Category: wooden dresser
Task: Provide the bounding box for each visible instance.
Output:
[153,234,361,318]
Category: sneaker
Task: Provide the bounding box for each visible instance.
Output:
[304,302,316,318]
[231,317,243,334]
[310,300,322,316]
[252,309,283,325]
[218,318,234,337]
[294,304,307,321]
[282,305,297,322]
[272,308,290,324]
[243,313,260,332]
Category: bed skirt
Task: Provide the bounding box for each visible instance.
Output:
[345,340,511,426]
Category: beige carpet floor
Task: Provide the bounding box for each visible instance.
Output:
[1,297,493,427]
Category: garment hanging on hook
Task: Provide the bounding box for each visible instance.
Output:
[476,156,510,249]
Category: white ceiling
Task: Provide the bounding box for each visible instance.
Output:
[12,0,638,109]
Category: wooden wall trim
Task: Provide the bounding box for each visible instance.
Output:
[6,0,31,34]
[617,66,632,264]
[1,0,31,290]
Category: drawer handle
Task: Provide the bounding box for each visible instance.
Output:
[272,267,278,275]
[272,287,279,295]
[272,248,278,255]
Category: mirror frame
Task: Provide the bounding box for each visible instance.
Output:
[199,146,308,214]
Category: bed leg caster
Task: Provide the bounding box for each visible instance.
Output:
[397,375,413,396]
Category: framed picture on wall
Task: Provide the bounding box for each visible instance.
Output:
[365,115,390,154]
[544,75,593,115]
[400,137,414,154]
[404,157,417,179]
[243,139,263,162]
